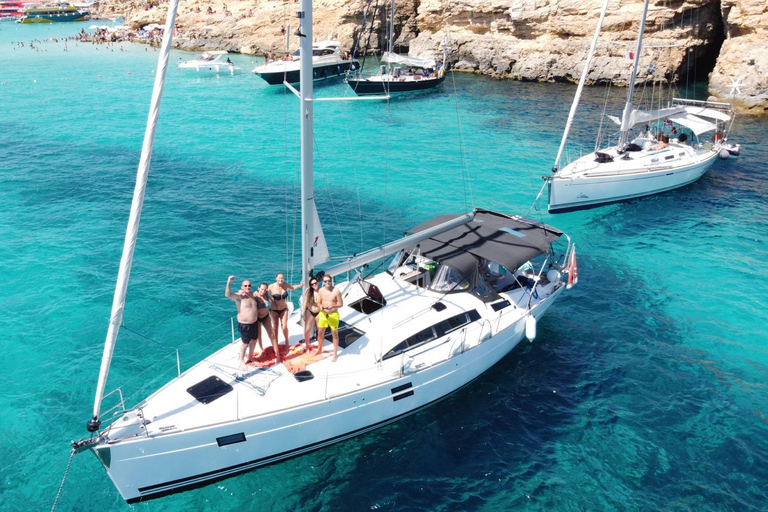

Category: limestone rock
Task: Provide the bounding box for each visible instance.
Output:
[90,0,768,114]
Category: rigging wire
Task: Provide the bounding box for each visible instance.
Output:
[104,318,233,408]
[448,67,474,211]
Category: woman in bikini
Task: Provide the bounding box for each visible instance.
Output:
[268,272,303,349]
[255,282,280,361]
[301,278,321,350]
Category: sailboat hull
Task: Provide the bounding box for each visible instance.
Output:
[92,289,562,503]
[548,144,719,213]
[255,60,359,85]
[347,74,445,95]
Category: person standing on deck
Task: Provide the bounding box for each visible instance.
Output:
[316,275,343,362]
[226,276,274,368]
[268,272,303,350]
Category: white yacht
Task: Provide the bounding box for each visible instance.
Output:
[546,0,735,214]
[72,0,577,503]
[252,40,359,85]
[177,51,239,75]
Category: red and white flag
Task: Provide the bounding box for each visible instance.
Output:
[566,245,578,290]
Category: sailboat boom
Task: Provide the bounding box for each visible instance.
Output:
[322,212,475,278]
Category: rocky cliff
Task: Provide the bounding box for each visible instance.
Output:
[92,0,768,114]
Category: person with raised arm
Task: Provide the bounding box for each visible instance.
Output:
[225,276,268,368]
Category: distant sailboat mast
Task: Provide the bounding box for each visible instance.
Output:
[618,0,651,148]
[387,0,395,77]
[552,0,611,173]
[88,0,182,432]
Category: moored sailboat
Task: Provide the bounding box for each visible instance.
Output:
[546,0,736,214]
[346,0,446,95]
[71,0,577,503]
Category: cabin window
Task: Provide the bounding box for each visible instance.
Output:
[382,310,480,360]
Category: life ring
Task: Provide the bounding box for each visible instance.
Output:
[712,131,724,142]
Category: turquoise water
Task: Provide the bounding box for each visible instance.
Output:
[2,21,768,511]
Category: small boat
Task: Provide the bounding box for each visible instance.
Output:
[346,52,446,95]
[546,0,736,214]
[16,1,88,23]
[252,40,359,85]
[346,0,446,95]
[71,0,577,503]
[176,51,240,75]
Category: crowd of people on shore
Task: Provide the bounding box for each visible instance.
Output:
[225,272,344,370]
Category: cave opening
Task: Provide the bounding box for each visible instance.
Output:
[678,1,726,84]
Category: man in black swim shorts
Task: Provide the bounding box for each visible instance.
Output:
[226,275,270,368]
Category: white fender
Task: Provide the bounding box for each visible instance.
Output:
[525,314,537,341]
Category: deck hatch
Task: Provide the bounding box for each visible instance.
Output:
[187,375,233,404]
[216,433,246,447]
[323,320,365,349]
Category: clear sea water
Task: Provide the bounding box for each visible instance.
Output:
[1,21,767,512]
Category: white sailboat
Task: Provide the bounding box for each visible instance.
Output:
[346,0,446,95]
[71,0,578,503]
[546,0,735,214]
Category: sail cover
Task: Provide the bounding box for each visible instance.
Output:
[608,106,686,129]
[406,209,562,276]
[381,52,436,69]
[667,113,718,135]
[683,105,731,122]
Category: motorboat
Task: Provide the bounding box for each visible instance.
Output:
[71,0,577,503]
[546,0,736,214]
[252,40,359,85]
[16,1,88,22]
[177,51,240,75]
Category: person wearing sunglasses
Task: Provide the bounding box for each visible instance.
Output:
[316,275,343,362]
[255,282,280,362]
[225,275,262,369]
[301,278,321,350]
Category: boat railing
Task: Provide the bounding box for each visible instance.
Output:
[97,387,127,431]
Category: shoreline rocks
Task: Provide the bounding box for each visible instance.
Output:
[90,0,767,115]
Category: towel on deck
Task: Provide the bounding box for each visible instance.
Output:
[247,343,330,374]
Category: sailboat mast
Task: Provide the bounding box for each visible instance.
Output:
[88,0,181,432]
[387,0,394,76]
[618,0,650,147]
[552,0,611,173]
[299,0,314,288]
